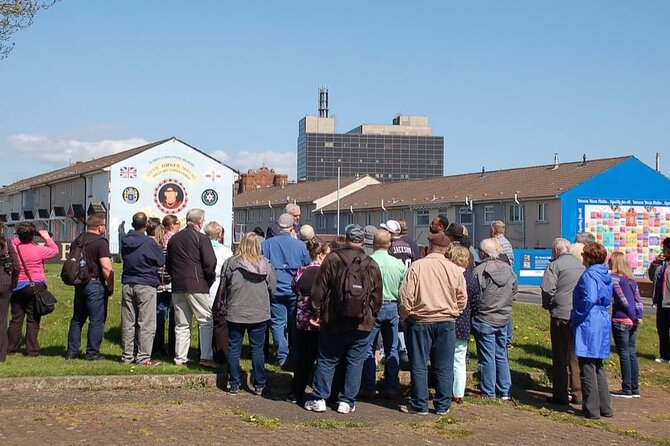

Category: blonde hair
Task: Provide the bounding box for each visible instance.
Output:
[608,251,633,279]
[205,221,223,242]
[235,232,262,263]
[447,245,470,268]
[155,215,179,247]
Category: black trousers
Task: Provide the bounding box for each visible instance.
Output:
[657,305,670,360]
[7,286,42,356]
[550,318,581,402]
[0,285,12,361]
[578,357,612,419]
[290,329,320,402]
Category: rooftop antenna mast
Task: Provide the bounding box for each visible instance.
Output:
[318,86,329,118]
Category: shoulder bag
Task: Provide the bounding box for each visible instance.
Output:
[16,245,57,316]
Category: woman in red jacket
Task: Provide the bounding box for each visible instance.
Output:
[8,222,59,356]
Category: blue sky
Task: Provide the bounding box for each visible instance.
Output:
[1,1,668,183]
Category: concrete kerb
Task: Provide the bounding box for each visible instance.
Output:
[0,369,548,392]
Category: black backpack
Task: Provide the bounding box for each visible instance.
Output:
[61,235,98,286]
[334,250,373,319]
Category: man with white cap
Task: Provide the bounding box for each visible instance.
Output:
[261,213,310,367]
[382,220,416,268]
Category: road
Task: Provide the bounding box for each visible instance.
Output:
[516,286,656,315]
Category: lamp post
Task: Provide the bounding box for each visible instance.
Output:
[336,165,341,235]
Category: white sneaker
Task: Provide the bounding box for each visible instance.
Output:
[337,401,356,414]
[304,399,327,412]
[654,358,670,364]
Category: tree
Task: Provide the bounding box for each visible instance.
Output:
[0,0,60,59]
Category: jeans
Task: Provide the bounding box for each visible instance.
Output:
[121,284,157,364]
[453,339,469,398]
[270,294,296,365]
[67,280,108,358]
[312,330,370,405]
[406,320,455,413]
[154,291,175,356]
[505,316,513,347]
[362,301,400,393]
[227,321,267,389]
[612,322,639,395]
[471,318,511,398]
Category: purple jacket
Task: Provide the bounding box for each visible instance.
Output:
[611,274,643,322]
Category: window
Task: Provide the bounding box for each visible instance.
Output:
[365,212,372,226]
[484,205,494,224]
[346,213,355,225]
[538,203,548,222]
[459,206,472,225]
[509,204,524,223]
[416,210,429,226]
[317,214,326,230]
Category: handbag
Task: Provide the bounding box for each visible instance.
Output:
[16,244,57,316]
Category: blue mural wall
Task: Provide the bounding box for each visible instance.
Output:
[559,157,670,276]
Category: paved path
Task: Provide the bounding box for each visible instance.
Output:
[1,382,668,445]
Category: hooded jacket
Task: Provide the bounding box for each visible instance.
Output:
[570,263,613,359]
[120,230,165,287]
[222,256,276,325]
[472,258,518,327]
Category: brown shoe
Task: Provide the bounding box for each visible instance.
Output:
[199,359,219,368]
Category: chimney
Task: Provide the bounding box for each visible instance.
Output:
[656,152,661,172]
[480,166,485,177]
[552,153,559,170]
[581,154,587,166]
[318,86,329,118]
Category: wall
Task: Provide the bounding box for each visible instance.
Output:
[560,158,670,276]
[109,139,235,252]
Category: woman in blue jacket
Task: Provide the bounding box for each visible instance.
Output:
[570,242,613,419]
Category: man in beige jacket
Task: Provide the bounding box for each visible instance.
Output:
[399,232,467,415]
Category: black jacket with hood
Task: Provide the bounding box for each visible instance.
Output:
[166,224,217,293]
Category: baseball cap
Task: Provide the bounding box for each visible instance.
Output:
[445,223,467,239]
[363,225,378,245]
[277,213,294,229]
[299,224,315,241]
[427,232,451,247]
[380,220,401,235]
[345,224,365,243]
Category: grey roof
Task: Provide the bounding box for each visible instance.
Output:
[0,137,237,195]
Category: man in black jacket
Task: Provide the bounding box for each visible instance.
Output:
[166,208,217,367]
[120,212,164,366]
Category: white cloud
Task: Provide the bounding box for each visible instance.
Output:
[5,134,149,164]
[212,149,297,180]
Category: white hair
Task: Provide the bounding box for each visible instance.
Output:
[553,238,571,255]
[491,220,506,235]
[186,208,205,225]
[575,232,595,244]
[480,238,500,259]
[284,203,300,215]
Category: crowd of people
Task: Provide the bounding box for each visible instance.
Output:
[0,204,668,420]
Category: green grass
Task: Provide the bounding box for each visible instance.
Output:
[308,419,364,429]
[0,264,263,376]
[466,302,670,390]
[3,268,670,393]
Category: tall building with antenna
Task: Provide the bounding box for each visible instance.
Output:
[297,87,444,181]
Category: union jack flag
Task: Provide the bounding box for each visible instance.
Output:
[120,166,137,178]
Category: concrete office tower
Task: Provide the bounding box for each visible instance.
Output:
[297,89,444,182]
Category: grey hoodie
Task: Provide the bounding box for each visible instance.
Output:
[473,258,518,327]
[222,256,277,324]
